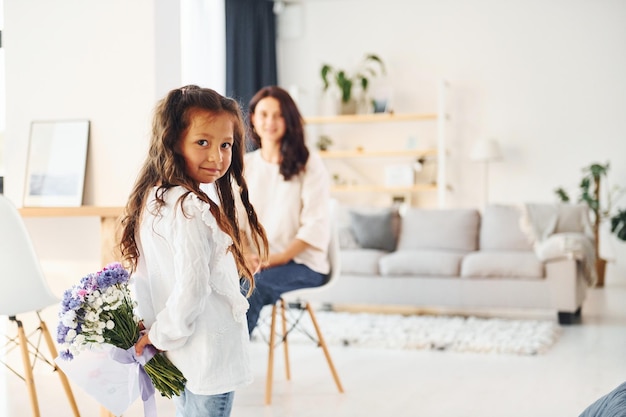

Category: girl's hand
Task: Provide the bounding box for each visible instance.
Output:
[134,332,152,356]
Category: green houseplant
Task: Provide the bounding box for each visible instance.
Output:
[315,134,333,151]
[320,54,386,113]
[611,209,626,241]
[554,162,624,286]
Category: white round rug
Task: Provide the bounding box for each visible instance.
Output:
[252,310,562,355]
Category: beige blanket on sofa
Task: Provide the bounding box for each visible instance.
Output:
[520,203,597,286]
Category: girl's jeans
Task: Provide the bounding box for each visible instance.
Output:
[175,389,234,417]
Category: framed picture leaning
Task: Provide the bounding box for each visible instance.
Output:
[23,120,90,207]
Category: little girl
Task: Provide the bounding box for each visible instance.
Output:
[118,85,268,417]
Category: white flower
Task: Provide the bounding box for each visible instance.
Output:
[85,311,99,323]
[61,311,78,328]
[109,301,123,310]
[61,309,76,322]
[65,329,77,343]
[74,334,85,345]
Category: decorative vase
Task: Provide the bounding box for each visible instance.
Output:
[370,85,393,113]
[356,94,372,114]
[339,99,357,115]
[372,98,388,113]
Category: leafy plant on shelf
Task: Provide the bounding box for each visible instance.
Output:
[320,54,386,104]
[316,135,333,151]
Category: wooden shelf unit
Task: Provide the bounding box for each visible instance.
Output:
[304,112,438,125]
[330,184,437,193]
[305,80,450,207]
[319,148,438,159]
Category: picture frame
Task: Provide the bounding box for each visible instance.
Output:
[23,120,90,207]
[384,164,415,187]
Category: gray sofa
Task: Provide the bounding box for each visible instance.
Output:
[308,203,595,325]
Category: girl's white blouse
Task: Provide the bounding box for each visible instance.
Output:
[133,186,252,395]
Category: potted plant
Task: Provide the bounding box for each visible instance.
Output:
[554,162,623,286]
[611,209,626,241]
[320,54,386,114]
[315,135,333,151]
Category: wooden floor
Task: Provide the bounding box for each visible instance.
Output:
[2,269,625,417]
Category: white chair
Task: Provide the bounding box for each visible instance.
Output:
[0,195,81,417]
[264,207,344,405]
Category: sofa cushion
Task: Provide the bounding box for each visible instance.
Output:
[461,251,544,279]
[341,249,387,275]
[480,204,532,250]
[337,226,360,249]
[397,208,480,251]
[379,249,465,276]
[349,208,398,251]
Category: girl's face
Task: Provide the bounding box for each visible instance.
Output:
[251,96,286,146]
[179,109,234,184]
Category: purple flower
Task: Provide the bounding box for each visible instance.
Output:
[93,263,130,290]
[97,270,119,288]
[68,296,82,311]
[80,273,99,291]
[59,289,74,313]
[56,325,70,344]
[59,350,74,360]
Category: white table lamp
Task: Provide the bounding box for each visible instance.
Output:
[470,138,502,207]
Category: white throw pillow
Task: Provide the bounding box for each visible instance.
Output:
[480,204,533,250]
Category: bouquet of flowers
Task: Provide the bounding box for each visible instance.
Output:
[56,262,186,402]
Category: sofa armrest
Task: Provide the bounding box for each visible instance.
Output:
[544,258,587,313]
[534,233,596,286]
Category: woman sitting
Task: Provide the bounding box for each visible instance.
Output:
[241,85,331,336]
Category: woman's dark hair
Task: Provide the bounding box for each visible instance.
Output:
[248,86,309,180]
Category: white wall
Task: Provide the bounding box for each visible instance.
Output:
[2,0,625,279]
[2,0,224,283]
[2,0,166,283]
[4,0,159,205]
[277,0,626,203]
[275,0,626,272]
[3,0,226,205]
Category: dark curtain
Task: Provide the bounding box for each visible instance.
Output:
[225,0,277,111]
